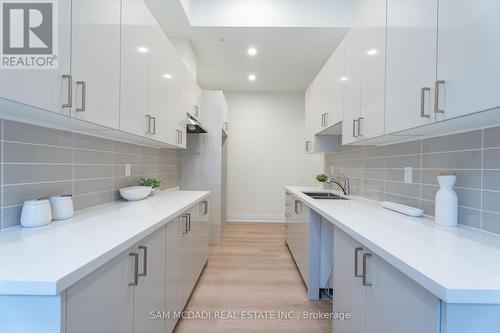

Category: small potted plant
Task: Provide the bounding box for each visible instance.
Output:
[316,173,328,190]
[139,177,161,196]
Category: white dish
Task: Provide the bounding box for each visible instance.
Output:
[380,201,424,217]
[119,186,152,201]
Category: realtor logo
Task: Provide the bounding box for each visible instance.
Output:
[1,0,58,69]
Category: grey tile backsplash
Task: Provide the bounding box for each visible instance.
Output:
[325,127,500,235]
[0,120,181,229]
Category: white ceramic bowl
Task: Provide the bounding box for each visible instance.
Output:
[119,186,152,201]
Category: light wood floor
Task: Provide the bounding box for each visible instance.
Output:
[174,222,332,333]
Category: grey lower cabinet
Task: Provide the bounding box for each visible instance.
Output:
[285,197,310,286]
[66,200,209,333]
[66,248,134,333]
[333,226,441,333]
[165,200,209,333]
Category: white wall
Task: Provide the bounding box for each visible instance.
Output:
[225,92,323,222]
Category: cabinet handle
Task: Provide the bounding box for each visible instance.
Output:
[62,74,72,108]
[324,113,328,127]
[321,114,325,127]
[76,81,86,112]
[151,116,156,135]
[285,213,291,218]
[362,253,372,286]
[294,200,299,214]
[354,247,364,278]
[182,214,188,235]
[357,117,364,137]
[434,80,445,114]
[420,87,431,118]
[129,253,139,286]
[305,141,310,152]
[203,200,208,215]
[138,246,147,277]
[353,119,359,138]
[146,115,152,134]
[223,122,228,131]
[186,213,191,232]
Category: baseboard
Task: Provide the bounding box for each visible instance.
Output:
[227,215,285,223]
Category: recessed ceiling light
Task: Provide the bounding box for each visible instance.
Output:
[137,46,149,53]
[163,73,172,79]
[340,76,348,82]
[366,49,378,56]
[247,47,258,56]
[248,74,257,81]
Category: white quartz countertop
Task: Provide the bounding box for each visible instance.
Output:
[0,189,209,296]
[285,186,500,304]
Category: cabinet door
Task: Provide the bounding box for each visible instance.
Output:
[342,17,362,145]
[385,0,437,133]
[165,41,187,148]
[315,42,345,134]
[165,217,186,333]
[71,0,121,128]
[365,253,440,333]
[148,14,169,141]
[291,200,309,286]
[0,0,71,115]
[333,227,366,333]
[304,86,316,153]
[360,0,386,139]
[329,40,345,127]
[436,0,500,120]
[120,0,150,137]
[196,200,209,276]
[134,226,166,333]
[66,250,134,333]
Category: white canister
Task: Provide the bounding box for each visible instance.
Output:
[49,195,74,221]
[435,173,458,227]
[20,199,52,228]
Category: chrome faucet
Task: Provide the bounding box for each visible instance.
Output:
[326,174,350,196]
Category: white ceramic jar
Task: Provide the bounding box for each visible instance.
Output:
[49,195,74,220]
[20,199,52,228]
[435,174,458,227]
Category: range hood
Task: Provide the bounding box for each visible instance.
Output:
[186,113,207,134]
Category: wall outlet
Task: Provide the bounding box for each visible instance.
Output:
[125,164,131,177]
[404,167,413,184]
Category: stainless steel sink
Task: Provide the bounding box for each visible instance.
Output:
[302,192,349,200]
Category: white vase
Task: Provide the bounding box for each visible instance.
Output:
[435,175,458,227]
[318,182,327,190]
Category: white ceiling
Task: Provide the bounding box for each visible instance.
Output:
[145,0,353,92]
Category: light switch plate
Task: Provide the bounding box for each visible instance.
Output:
[125,164,131,177]
[404,167,413,184]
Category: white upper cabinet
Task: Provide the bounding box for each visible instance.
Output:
[0,0,71,115]
[165,41,187,148]
[71,0,121,128]
[360,0,386,139]
[385,0,438,133]
[342,16,363,145]
[120,0,151,137]
[436,0,500,120]
[148,14,169,141]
